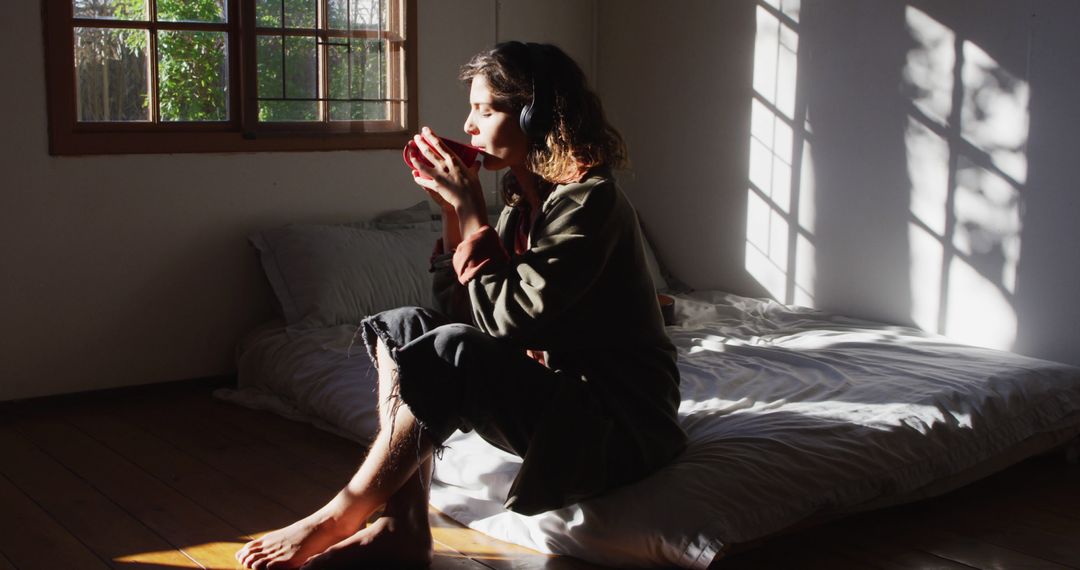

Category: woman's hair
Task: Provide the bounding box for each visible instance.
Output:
[460,41,628,206]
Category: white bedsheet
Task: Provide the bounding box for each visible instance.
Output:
[218,292,1080,569]
[426,292,1080,568]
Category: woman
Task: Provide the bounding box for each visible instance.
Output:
[237,41,686,570]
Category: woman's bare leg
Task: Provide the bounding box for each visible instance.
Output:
[300,455,434,569]
[236,338,435,569]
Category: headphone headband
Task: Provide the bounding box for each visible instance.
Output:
[496,41,554,143]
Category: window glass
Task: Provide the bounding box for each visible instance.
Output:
[74,27,150,121]
[158,30,229,121]
[73,0,148,21]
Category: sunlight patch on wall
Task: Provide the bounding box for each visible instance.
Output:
[746,0,816,306]
[903,6,1028,351]
[905,119,948,330]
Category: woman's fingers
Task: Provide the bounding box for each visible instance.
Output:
[411,170,436,189]
[420,126,454,163]
[416,128,465,174]
[410,126,482,211]
[409,149,435,177]
[414,130,447,167]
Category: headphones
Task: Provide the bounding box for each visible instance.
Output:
[496,41,555,143]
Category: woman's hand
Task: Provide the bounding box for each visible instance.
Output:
[409,126,487,239]
[409,127,483,210]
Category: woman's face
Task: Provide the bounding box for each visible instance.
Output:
[463,75,528,171]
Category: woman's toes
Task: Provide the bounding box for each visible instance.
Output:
[237,541,261,564]
[242,548,267,569]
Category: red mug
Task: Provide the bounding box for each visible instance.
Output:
[403,136,486,179]
[658,293,675,326]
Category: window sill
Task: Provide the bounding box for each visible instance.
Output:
[48,129,413,155]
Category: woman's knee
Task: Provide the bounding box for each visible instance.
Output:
[363,306,450,353]
[427,323,494,365]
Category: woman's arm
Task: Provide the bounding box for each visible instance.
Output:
[408,127,487,323]
[441,205,463,251]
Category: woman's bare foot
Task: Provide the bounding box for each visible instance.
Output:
[299,515,434,569]
[236,511,358,570]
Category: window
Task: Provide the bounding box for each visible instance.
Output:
[43,0,417,154]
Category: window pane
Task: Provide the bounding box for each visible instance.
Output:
[256,35,283,98]
[158,31,229,121]
[329,102,386,121]
[356,40,386,99]
[285,35,317,98]
[328,0,387,30]
[73,0,147,20]
[255,0,281,27]
[327,39,384,98]
[260,101,318,121]
[256,35,317,121]
[254,0,314,29]
[75,27,150,121]
[327,39,387,121]
[157,0,226,23]
[285,0,316,28]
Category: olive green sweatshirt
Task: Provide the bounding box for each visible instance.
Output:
[431,171,687,514]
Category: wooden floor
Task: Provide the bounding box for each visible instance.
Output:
[0,379,1076,570]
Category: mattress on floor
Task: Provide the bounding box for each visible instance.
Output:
[217,291,1080,568]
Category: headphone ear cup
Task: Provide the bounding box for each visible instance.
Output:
[519,101,535,140]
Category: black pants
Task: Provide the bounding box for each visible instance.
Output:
[359,306,624,515]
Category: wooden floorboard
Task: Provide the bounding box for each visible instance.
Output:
[0,551,18,570]
[99,389,343,515]
[5,405,244,569]
[2,380,1078,570]
[0,472,112,570]
[60,402,303,539]
[0,421,196,569]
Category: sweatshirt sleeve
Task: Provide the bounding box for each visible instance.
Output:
[452,226,509,284]
[430,238,475,325]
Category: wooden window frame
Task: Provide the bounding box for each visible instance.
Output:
[42,0,417,155]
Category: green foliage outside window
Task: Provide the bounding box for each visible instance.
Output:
[72,0,387,123]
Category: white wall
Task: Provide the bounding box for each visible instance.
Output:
[598,0,1080,367]
[596,0,758,295]
[14,0,1073,401]
[0,0,596,401]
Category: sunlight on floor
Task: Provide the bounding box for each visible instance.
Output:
[110,523,552,568]
[904,5,1028,351]
[114,539,246,568]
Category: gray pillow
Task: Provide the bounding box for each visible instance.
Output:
[374,200,676,292]
[251,201,678,333]
[251,222,439,332]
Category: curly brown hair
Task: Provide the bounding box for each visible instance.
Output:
[460,41,628,206]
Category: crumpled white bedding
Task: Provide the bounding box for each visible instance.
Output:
[218,291,1080,569]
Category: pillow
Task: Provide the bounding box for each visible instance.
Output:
[373,200,503,230]
[377,200,677,293]
[371,200,438,229]
[251,200,679,332]
[251,222,439,332]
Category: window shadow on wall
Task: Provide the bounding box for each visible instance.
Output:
[750,0,1045,355]
[749,0,915,328]
[900,2,1029,352]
